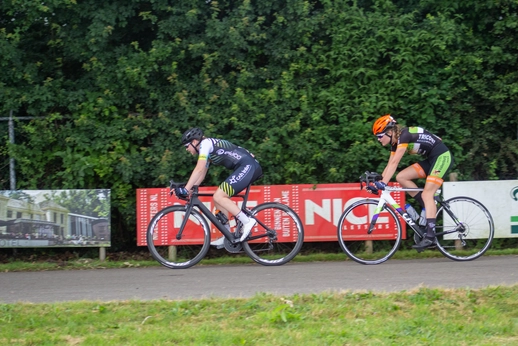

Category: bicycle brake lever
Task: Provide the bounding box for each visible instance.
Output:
[169,180,176,196]
[169,179,187,196]
[359,171,368,189]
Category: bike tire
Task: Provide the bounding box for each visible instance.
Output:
[337,199,402,265]
[435,196,494,261]
[241,202,304,266]
[146,205,211,269]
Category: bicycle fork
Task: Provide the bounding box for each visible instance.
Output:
[175,204,194,241]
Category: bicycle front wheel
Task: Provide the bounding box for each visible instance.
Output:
[146,205,211,269]
[337,199,402,265]
[241,202,304,266]
[435,196,494,261]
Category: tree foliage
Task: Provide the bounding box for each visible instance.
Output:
[1,0,517,249]
[46,190,110,218]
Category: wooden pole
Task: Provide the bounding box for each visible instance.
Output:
[365,240,373,254]
[169,246,177,261]
[99,247,106,261]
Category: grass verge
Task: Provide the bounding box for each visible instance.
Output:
[0,249,518,272]
[1,248,518,272]
[1,286,518,345]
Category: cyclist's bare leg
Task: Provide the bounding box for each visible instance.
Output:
[412,176,442,248]
[395,165,422,197]
[422,177,442,219]
[213,188,240,218]
[214,187,255,241]
[209,189,240,245]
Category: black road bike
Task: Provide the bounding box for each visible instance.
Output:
[147,181,304,269]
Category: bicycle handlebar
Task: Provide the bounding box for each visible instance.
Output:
[358,173,440,195]
[359,171,383,190]
[169,180,185,190]
[169,180,190,201]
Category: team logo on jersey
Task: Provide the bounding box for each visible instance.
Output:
[229,165,251,184]
[216,149,242,160]
[418,134,436,145]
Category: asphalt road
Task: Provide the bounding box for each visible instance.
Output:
[1,256,517,304]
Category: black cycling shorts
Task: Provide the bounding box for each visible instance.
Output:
[218,158,263,197]
[416,143,454,179]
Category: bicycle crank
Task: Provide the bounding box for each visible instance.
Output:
[223,238,243,253]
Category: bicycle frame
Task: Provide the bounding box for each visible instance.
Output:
[174,185,275,244]
[174,185,250,244]
[370,186,464,240]
[368,187,425,238]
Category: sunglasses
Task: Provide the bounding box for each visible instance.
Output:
[375,133,386,139]
[184,143,191,148]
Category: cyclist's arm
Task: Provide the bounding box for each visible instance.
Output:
[185,158,209,191]
[381,146,406,183]
[185,138,212,191]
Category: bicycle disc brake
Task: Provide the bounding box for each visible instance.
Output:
[457,222,469,236]
[223,237,242,253]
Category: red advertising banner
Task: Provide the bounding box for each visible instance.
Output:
[137,183,406,246]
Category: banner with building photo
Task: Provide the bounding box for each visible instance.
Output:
[0,189,110,248]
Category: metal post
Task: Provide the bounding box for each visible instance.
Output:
[8,110,15,190]
[1,112,43,190]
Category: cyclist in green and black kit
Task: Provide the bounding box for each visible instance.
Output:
[369,115,454,250]
[174,128,263,247]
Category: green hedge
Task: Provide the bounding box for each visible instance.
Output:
[1,0,517,249]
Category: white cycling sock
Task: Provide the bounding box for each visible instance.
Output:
[236,211,250,224]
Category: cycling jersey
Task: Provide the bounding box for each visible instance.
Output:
[392,127,453,179]
[391,127,446,157]
[198,138,256,169]
[198,138,262,196]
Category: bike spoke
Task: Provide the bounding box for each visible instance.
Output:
[147,206,210,269]
[242,203,304,266]
[338,200,402,265]
[435,197,494,261]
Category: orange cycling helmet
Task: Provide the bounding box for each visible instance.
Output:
[372,114,396,135]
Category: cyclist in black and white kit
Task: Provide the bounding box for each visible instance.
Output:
[369,115,454,250]
[175,128,263,246]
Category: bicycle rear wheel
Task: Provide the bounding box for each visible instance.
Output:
[241,202,304,266]
[146,205,210,269]
[337,199,402,265]
[435,196,494,261]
